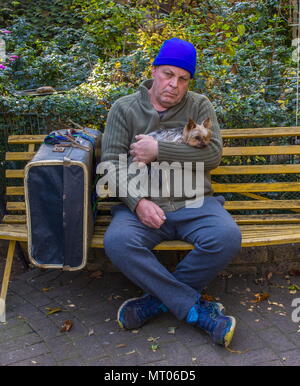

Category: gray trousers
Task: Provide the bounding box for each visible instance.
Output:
[104,196,242,320]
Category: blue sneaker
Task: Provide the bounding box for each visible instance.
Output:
[199,298,225,317]
[186,303,236,347]
[117,294,168,330]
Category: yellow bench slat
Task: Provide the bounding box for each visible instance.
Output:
[225,200,300,210]
[2,221,300,248]
[6,187,24,195]
[212,164,300,175]
[213,182,300,193]
[233,214,300,224]
[221,126,300,138]
[0,224,27,241]
[5,170,25,178]
[2,215,26,224]
[3,213,300,226]
[6,202,26,211]
[5,152,35,161]
[8,134,46,144]
[223,145,300,156]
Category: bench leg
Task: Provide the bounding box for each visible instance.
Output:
[0,240,16,323]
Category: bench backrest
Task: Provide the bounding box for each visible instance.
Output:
[3,127,300,226]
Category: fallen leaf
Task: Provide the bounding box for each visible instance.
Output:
[131,330,139,334]
[116,344,127,348]
[147,336,160,342]
[150,344,159,352]
[60,320,73,332]
[201,293,216,302]
[89,270,103,279]
[46,307,62,315]
[168,327,177,334]
[288,284,300,291]
[226,347,250,354]
[249,292,269,303]
[126,350,136,355]
[268,301,284,308]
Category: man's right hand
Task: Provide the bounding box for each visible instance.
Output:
[135,198,166,229]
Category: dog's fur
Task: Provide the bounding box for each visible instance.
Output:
[148,117,212,148]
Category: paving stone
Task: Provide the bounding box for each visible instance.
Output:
[0,342,50,366]
[8,353,57,366]
[2,268,300,366]
[27,317,63,339]
[59,356,87,366]
[257,326,296,352]
[0,321,34,344]
[188,344,227,366]
[157,341,195,366]
[71,335,108,360]
[223,347,279,366]
[226,317,266,352]
[0,331,42,352]
[14,303,46,321]
[174,323,210,346]
[280,349,300,365]
[236,308,273,331]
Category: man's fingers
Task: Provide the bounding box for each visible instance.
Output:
[135,134,148,140]
[154,205,166,221]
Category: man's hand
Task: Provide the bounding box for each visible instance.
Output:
[135,198,166,229]
[130,135,158,164]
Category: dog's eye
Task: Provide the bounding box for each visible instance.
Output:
[195,136,201,141]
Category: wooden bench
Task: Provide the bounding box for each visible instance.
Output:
[2,126,300,322]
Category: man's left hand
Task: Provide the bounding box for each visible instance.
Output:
[130,135,158,164]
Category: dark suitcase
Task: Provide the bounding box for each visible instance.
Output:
[24,128,101,270]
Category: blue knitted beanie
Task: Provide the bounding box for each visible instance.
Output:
[152,38,197,78]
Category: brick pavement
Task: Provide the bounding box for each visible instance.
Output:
[0,265,300,366]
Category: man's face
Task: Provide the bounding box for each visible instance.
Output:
[149,65,190,110]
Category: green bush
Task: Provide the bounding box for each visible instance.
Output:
[0,0,296,130]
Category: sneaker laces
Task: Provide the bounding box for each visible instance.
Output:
[196,305,218,333]
[135,297,165,322]
[199,300,220,319]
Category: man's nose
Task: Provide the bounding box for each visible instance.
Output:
[169,77,179,88]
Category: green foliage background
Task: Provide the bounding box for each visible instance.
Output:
[0,0,297,130]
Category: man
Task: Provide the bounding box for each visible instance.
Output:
[101,38,241,347]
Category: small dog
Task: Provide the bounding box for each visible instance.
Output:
[147,117,212,148]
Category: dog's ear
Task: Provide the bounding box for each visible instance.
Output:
[203,117,212,129]
[186,118,196,131]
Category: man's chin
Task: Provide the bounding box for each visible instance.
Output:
[160,97,179,108]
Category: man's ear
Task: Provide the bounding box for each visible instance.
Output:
[152,66,158,77]
[186,118,196,131]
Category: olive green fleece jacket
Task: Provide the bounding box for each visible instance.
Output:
[100,79,223,212]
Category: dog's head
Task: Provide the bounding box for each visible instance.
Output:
[183,118,212,148]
